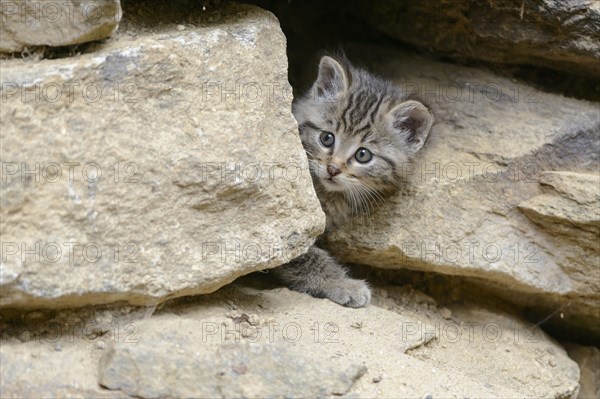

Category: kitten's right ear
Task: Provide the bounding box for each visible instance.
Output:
[386,100,434,154]
[313,56,349,101]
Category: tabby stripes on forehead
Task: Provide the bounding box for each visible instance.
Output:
[370,94,385,125]
[349,91,368,130]
[340,91,356,131]
[352,93,381,136]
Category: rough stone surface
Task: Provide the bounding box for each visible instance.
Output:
[518,171,600,251]
[565,343,600,399]
[324,44,600,337]
[353,0,600,77]
[0,0,122,53]
[100,340,366,398]
[0,3,325,308]
[0,342,122,399]
[0,282,581,398]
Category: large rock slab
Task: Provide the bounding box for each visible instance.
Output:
[0,3,325,308]
[324,44,600,337]
[0,0,122,52]
[353,0,600,77]
[0,282,580,398]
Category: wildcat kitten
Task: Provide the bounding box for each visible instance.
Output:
[275,55,433,308]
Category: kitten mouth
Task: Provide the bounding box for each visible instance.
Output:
[321,177,345,191]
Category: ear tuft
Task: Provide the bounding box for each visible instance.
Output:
[313,56,349,101]
[387,100,433,153]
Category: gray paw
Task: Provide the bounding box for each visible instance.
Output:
[326,278,371,308]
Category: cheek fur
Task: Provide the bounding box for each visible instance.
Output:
[350,160,398,188]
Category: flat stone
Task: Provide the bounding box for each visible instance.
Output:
[99,339,366,398]
[0,3,325,308]
[0,283,580,398]
[324,44,600,337]
[0,0,122,52]
[352,0,600,77]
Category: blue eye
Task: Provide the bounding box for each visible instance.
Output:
[319,131,335,147]
[355,148,373,163]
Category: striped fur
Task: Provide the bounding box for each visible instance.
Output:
[294,55,434,228]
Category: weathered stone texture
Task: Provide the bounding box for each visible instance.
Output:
[0,0,122,52]
[324,44,600,336]
[565,343,600,399]
[0,4,325,308]
[0,284,582,398]
[354,0,600,77]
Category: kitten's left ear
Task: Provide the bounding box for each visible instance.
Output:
[314,56,349,100]
[386,100,433,153]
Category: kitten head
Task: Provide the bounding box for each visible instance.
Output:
[293,55,433,199]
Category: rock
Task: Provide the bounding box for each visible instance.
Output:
[0,341,122,399]
[518,171,600,251]
[1,387,122,399]
[0,282,580,398]
[0,0,122,53]
[324,44,600,337]
[404,305,580,399]
[0,3,324,308]
[439,307,452,320]
[352,0,600,77]
[99,340,367,398]
[564,343,600,399]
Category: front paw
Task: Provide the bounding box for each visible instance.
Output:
[326,278,371,308]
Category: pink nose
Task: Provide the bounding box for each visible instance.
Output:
[327,164,341,177]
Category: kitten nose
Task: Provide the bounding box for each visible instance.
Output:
[327,164,341,177]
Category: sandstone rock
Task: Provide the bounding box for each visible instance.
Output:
[0,0,122,53]
[0,3,325,308]
[353,0,600,77]
[564,343,600,399]
[518,171,600,251]
[324,44,600,337]
[0,340,122,398]
[0,282,580,398]
[99,339,367,398]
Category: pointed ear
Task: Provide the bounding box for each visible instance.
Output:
[386,100,433,153]
[313,56,349,101]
